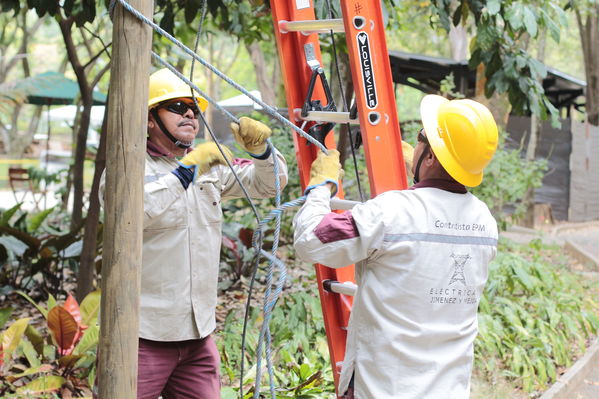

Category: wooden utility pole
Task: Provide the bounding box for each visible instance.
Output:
[98,0,152,397]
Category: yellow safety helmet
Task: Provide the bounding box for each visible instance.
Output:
[420,95,498,187]
[148,68,209,111]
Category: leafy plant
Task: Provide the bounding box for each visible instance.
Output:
[0,290,100,397]
[439,72,465,99]
[0,204,84,296]
[470,132,547,230]
[475,239,599,393]
[217,290,335,398]
[26,166,69,199]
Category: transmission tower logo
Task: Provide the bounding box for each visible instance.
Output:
[448,254,471,286]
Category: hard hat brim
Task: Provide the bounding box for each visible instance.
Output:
[148,91,209,112]
[420,95,483,187]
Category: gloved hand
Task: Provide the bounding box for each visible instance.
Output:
[230,116,272,155]
[180,141,233,176]
[305,149,343,196]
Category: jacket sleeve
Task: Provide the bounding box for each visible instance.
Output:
[218,148,288,200]
[293,186,387,268]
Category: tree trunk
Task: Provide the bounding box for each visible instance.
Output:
[449,24,468,61]
[59,17,93,230]
[76,99,107,302]
[474,64,511,130]
[576,5,599,126]
[522,30,547,228]
[246,41,276,106]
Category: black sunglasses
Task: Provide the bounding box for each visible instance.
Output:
[162,100,200,118]
[417,128,429,144]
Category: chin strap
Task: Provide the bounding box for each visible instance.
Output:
[150,108,192,149]
[413,144,430,184]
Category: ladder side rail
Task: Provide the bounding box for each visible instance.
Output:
[339,0,408,195]
[271,1,355,394]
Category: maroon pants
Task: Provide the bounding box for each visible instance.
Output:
[137,336,220,399]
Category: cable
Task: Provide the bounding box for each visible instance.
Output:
[189,0,208,122]
[116,0,329,154]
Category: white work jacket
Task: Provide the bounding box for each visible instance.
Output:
[293,182,497,399]
[100,147,287,341]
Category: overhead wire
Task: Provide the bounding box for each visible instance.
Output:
[115,0,329,154]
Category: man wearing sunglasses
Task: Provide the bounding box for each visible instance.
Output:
[293,95,499,398]
[101,68,288,399]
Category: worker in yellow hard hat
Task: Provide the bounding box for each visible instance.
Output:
[293,95,498,398]
[99,68,288,399]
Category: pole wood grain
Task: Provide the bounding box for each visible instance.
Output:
[98,0,153,397]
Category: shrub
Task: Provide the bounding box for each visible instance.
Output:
[475,238,599,392]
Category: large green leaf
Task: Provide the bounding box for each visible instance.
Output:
[487,0,501,16]
[2,317,31,362]
[26,207,53,233]
[25,324,44,356]
[47,292,57,312]
[73,324,99,355]
[80,290,101,327]
[0,236,28,257]
[522,6,538,38]
[0,203,22,226]
[5,363,52,382]
[505,4,524,30]
[19,338,42,368]
[16,375,65,394]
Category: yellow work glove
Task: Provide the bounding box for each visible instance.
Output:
[230,116,272,155]
[305,149,343,197]
[180,141,233,176]
[402,140,414,180]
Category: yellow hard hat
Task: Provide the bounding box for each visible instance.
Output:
[148,68,208,111]
[420,95,498,187]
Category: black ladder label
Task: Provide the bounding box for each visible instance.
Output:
[357,31,377,109]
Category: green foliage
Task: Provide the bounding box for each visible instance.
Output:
[0,204,83,296]
[470,132,547,229]
[0,291,100,397]
[475,239,599,393]
[426,0,567,121]
[217,290,335,397]
[26,166,67,195]
[439,72,465,99]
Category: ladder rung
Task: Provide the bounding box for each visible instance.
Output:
[323,280,358,296]
[330,198,361,210]
[279,19,344,34]
[300,110,359,124]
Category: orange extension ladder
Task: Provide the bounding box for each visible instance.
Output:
[270,0,409,395]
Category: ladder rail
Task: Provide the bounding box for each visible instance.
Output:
[271,4,355,393]
[271,1,408,396]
